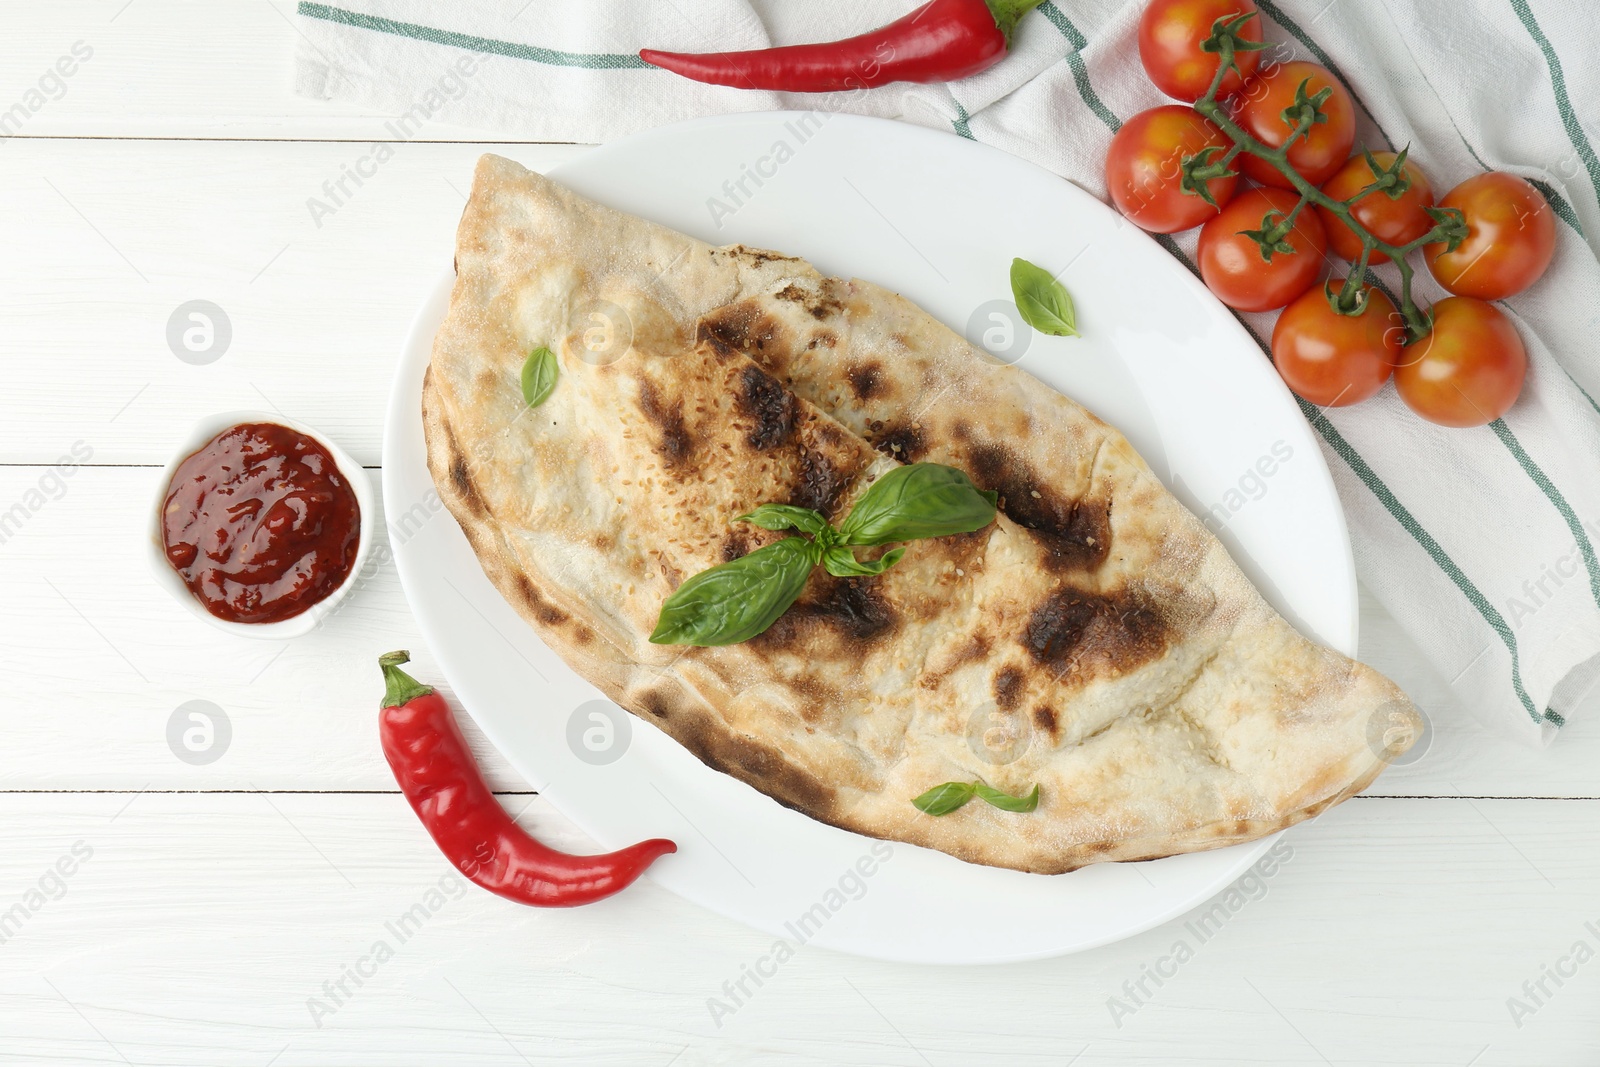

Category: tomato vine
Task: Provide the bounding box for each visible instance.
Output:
[1182,14,1467,341]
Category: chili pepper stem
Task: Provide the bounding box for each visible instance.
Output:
[985,0,1047,40]
[379,650,435,709]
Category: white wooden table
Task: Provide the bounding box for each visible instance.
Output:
[6,4,1599,1064]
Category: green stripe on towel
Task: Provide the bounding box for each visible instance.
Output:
[1491,418,1600,613]
[952,101,976,141]
[297,2,651,69]
[1303,405,1551,725]
[1510,0,1600,209]
[1038,3,1122,132]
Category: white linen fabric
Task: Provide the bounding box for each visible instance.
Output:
[296,0,1600,745]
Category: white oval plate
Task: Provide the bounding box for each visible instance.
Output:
[383,112,1355,964]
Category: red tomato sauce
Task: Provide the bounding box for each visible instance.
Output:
[161,422,360,624]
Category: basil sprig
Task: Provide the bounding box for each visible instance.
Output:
[1009,257,1079,338]
[521,345,558,407]
[912,780,1041,816]
[649,462,996,647]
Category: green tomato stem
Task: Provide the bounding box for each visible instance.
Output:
[1201,37,1236,102]
[1336,242,1372,314]
[1393,253,1432,339]
[1262,193,1311,245]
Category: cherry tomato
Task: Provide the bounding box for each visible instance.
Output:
[1105,106,1240,233]
[1394,297,1527,427]
[1424,172,1556,300]
[1230,61,1356,189]
[1138,0,1264,102]
[1271,281,1401,406]
[1197,187,1327,311]
[1315,152,1435,263]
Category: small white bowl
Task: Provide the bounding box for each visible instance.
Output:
[147,410,375,640]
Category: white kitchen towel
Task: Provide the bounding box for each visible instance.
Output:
[297,0,1600,746]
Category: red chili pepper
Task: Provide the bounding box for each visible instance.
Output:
[377,651,675,907]
[640,0,1043,93]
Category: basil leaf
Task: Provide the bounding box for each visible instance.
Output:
[915,780,1040,816]
[1009,258,1078,338]
[912,781,977,816]
[649,537,817,646]
[521,346,558,407]
[820,545,905,578]
[838,463,998,547]
[974,782,1040,813]
[734,504,829,536]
